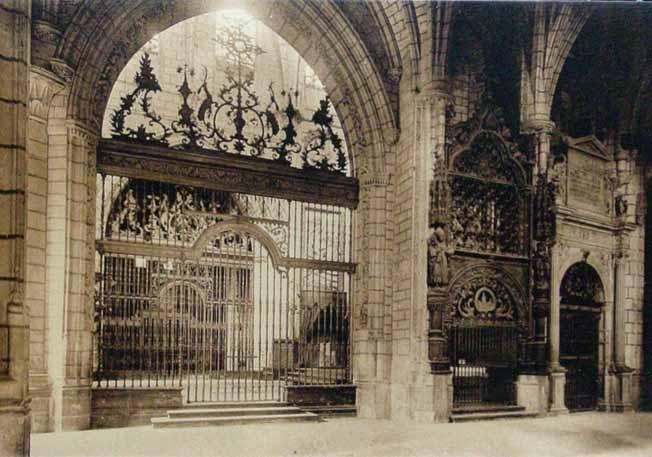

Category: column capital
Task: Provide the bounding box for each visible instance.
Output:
[359,174,391,189]
[50,58,75,85]
[417,80,452,104]
[65,119,101,147]
[521,119,556,135]
[29,66,65,121]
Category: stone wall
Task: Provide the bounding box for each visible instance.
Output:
[91,387,182,429]
[0,1,32,455]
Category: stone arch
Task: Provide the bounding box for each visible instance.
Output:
[560,261,606,306]
[450,130,529,187]
[558,252,612,306]
[55,0,399,179]
[191,220,285,271]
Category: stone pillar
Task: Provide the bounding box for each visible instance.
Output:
[46,120,98,431]
[26,67,64,433]
[524,121,568,415]
[0,1,32,455]
[353,174,392,419]
[610,247,634,411]
[422,81,453,422]
[609,147,635,411]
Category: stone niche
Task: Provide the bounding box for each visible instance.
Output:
[555,135,613,218]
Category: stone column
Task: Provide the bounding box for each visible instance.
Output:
[26,67,65,433]
[525,121,568,415]
[46,120,98,431]
[611,246,634,411]
[548,244,567,415]
[422,81,453,422]
[354,174,392,419]
[0,1,32,455]
[609,148,635,411]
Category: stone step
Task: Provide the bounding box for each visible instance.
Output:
[452,404,525,415]
[450,409,538,423]
[168,406,304,419]
[181,400,288,409]
[151,412,319,428]
[300,405,356,417]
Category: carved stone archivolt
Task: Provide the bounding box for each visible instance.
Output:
[448,265,526,327]
[560,261,605,306]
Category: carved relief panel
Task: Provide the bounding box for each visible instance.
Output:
[448,264,527,329]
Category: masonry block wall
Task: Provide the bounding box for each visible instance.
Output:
[625,164,646,406]
[0,0,31,454]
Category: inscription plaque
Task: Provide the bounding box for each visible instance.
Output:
[566,148,610,216]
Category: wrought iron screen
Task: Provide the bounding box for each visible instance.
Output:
[450,132,528,257]
[95,14,357,403]
[95,173,354,403]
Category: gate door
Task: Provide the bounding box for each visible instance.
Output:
[95,174,355,404]
[450,325,519,407]
[559,262,604,411]
[93,20,358,403]
[560,308,600,411]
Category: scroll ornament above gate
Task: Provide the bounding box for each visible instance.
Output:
[109,21,347,174]
[449,266,525,325]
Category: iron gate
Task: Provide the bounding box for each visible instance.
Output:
[94,172,354,403]
[450,325,519,407]
[560,308,600,411]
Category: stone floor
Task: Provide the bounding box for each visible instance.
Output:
[32,412,652,457]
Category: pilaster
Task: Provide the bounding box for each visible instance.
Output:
[27,66,65,433]
[46,119,98,431]
[354,173,392,419]
[608,147,636,411]
[0,1,32,455]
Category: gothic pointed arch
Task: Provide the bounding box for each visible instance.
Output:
[55,0,398,179]
[447,97,531,257]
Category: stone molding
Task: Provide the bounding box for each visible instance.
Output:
[28,67,64,120]
[49,58,74,84]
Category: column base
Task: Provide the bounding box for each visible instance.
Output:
[0,401,30,457]
[431,372,452,423]
[60,384,92,431]
[601,368,635,412]
[548,369,569,415]
[389,372,452,423]
[356,381,391,419]
[29,371,52,433]
[516,374,549,415]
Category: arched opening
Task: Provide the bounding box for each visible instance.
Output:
[444,106,531,409]
[559,261,605,411]
[94,10,356,406]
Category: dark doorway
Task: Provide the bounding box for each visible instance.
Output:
[559,262,604,411]
[560,308,600,411]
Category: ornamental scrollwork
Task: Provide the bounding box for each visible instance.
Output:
[107,181,237,245]
[448,266,525,326]
[109,20,347,174]
[446,95,530,257]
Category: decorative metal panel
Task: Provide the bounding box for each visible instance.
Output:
[108,19,347,174]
